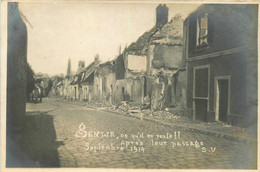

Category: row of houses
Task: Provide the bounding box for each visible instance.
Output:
[56,4,257,128]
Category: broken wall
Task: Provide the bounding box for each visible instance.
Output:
[127,54,147,72]
[113,79,126,104]
[125,78,143,103]
[152,45,182,69]
[93,76,102,101]
[149,69,187,115]
[94,65,116,103]
[170,69,187,108]
[82,85,93,101]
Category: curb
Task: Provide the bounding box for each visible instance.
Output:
[26,107,59,114]
[100,109,256,144]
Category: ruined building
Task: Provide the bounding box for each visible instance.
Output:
[112,4,186,112]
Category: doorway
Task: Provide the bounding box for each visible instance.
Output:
[84,88,87,100]
[143,77,147,97]
[193,66,209,122]
[122,87,125,101]
[110,85,113,104]
[215,77,230,122]
[74,86,77,99]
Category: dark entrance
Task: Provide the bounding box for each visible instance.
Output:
[143,77,147,97]
[194,67,209,122]
[122,87,125,100]
[218,79,228,122]
[74,86,77,99]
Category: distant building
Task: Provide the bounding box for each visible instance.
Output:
[70,57,100,101]
[80,57,100,101]
[77,60,85,74]
[183,4,258,127]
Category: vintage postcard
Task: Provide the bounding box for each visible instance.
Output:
[1,0,259,171]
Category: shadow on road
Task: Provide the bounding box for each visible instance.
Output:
[6,112,63,167]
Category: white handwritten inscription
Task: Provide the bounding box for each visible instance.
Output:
[75,123,115,138]
[75,123,216,153]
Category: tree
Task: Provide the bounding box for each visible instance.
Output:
[45,79,53,96]
[66,58,72,78]
[26,62,35,101]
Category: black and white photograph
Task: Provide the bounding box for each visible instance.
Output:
[1,0,258,170]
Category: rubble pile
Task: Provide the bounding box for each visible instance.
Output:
[85,99,189,123]
[86,100,110,110]
[147,110,188,122]
[151,68,178,78]
[203,121,245,133]
[63,98,253,142]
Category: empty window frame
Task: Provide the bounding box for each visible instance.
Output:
[196,13,208,46]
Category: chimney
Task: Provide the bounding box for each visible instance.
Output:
[94,54,100,64]
[77,60,85,73]
[156,4,168,28]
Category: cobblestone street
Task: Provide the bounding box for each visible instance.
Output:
[22,98,257,169]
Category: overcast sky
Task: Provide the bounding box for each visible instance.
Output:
[19,2,200,76]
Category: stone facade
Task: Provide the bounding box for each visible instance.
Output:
[7,2,28,134]
[184,4,258,127]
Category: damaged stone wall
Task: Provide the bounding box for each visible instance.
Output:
[170,69,189,117]
[113,79,126,104]
[112,77,143,105]
[93,64,116,103]
[93,76,102,101]
[170,69,187,108]
[126,78,143,103]
[127,54,147,72]
[105,73,116,103]
[150,76,171,110]
[82,85,93,101]
[152,45,182,69]
[148,69,187,117]
[94,73,116,103]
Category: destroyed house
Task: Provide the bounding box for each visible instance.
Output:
[150,14,184,70]
[147,15,186,110]
[113,26,157,104]
[124,27,157,74]
[125,4,170,73]
[113,4,187,108]
[94,60,116,103]
[79,57,100,101]
[184,4,258,127]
